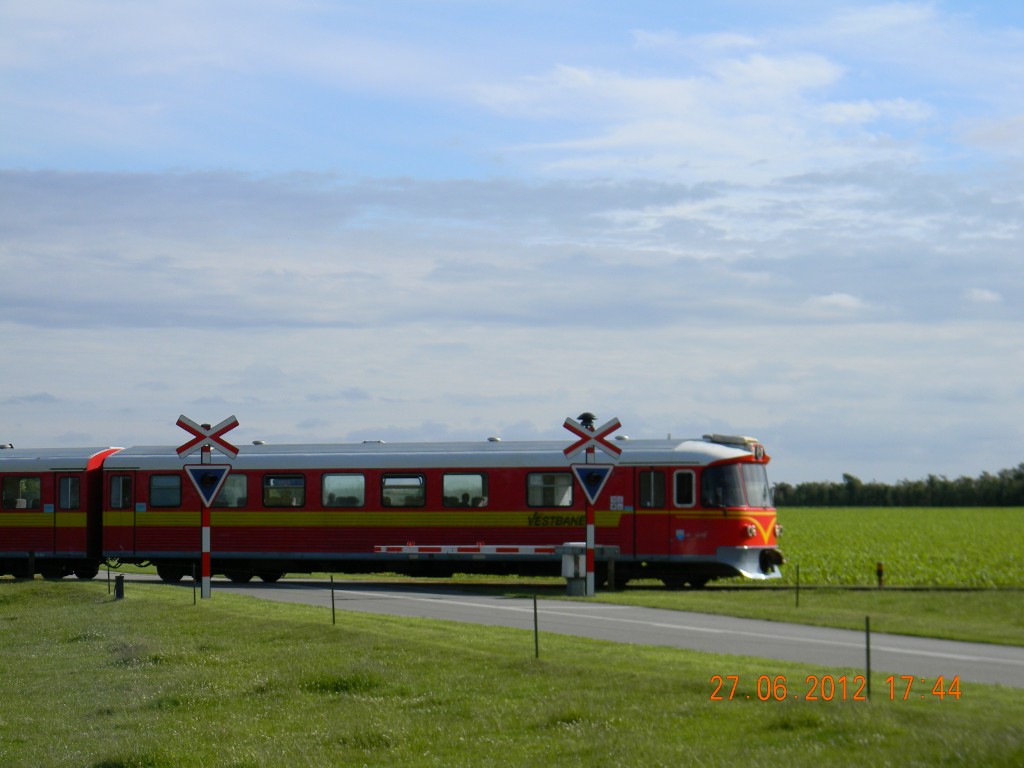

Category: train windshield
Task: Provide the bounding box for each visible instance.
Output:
[701,463,772,509]
[742,463,772,507]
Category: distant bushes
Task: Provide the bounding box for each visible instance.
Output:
[774,464,1024,507]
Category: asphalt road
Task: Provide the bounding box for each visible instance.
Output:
[184,578,1024,690]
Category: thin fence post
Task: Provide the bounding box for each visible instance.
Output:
[534,594,540,659]
[794,563,800,608]
[865,616,872,701]
[331,575,336,625]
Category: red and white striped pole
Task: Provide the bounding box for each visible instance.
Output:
[585,443,596,597]
[200,440,212,599]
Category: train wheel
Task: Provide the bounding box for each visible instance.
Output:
[40,565,66,580]
[226,571,253,583]
[661,575,687,590]
[156,564,185,583]
[257,572,284,583]
[73,564,100,580]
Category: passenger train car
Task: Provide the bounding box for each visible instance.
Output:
[0,431,782,588]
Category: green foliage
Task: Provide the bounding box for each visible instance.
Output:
[774,464,1024,506]
[1,581,1022,767]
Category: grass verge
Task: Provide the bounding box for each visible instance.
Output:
[1,580,1022,767]
[583,585,1024,646]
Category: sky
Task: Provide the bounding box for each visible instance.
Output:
[1,1,1022,484]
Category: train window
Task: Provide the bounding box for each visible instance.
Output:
[700,465,745,508]
[639,471,665,508]
[382,474,425,507]
[263,475,305,507]
[58,476,81,510]
[323,473,365,507]
[2,476,41,509]
[150,475,182,507]
[443,473,488,507]
[527,472,573,507]
[674,471,695,507]
[213,474,248,508]
[110,476,132,510]
[742,463,772,508]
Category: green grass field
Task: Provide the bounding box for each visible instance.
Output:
[1,581,1022,768]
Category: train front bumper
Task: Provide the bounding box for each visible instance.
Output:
[717,546,784,579]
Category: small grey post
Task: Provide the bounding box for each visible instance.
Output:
[533,595,539,659]
[865,616,872,701]
[795,563,800,608]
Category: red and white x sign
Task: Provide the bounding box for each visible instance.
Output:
[563,416,622,460]
[176,414,240,460]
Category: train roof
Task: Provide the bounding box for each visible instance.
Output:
[0,447,121,471]
[99,437,762,471]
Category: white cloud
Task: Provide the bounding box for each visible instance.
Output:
[632,29,759,54]
[817,98,933,125]
[962,115,1024,155]
[966,287,1003,304]
[805,292,869,313]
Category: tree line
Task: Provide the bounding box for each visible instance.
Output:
[772,463,1024,506]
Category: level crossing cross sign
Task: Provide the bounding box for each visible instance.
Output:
[562,416,622,460]
[176,414,240,460]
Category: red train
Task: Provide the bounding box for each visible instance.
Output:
[0,429,782,588]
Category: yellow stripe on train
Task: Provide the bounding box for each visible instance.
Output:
[0,513,87,528]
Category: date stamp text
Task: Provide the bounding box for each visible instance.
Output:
[710,674,962,701]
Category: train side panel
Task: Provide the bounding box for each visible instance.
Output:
[0,447,118,578]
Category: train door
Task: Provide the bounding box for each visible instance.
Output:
[53,472,83,556]
[635,469,669,556]
[670,469,704,555]
[103,471,137,556]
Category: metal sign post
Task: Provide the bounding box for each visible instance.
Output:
[563,413,620,596]
[177,415,239,599]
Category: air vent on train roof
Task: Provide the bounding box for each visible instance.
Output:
[703,434,759,449]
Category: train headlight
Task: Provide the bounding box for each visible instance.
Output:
[745,524,757,538]
[775,524,783,537]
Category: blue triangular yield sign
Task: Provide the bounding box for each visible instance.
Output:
[184,465,232,508]
[571,464,614,505]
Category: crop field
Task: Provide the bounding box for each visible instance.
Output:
[769,507,1024,587]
